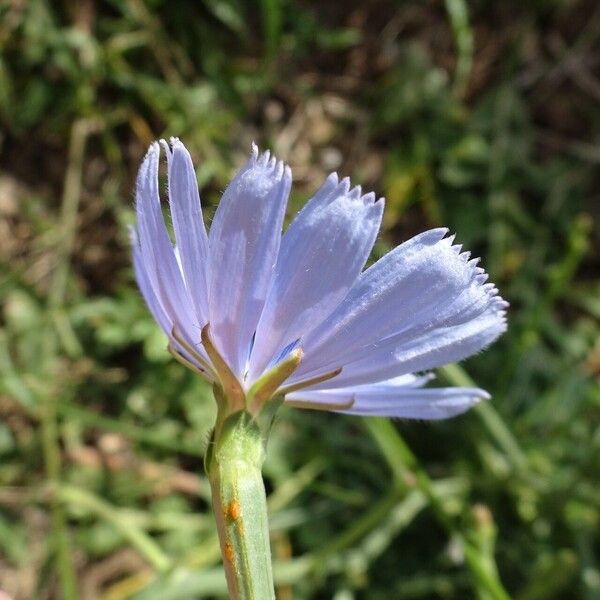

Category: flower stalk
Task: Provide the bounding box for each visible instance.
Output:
[205,406,275,600]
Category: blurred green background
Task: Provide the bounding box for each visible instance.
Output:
[0,0,598,598]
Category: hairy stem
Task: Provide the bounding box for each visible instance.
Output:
[206,410,275,600]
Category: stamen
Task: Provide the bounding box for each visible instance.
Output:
[278,367,343,396]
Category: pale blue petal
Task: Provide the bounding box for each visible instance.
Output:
[286,376,488,420]
[130,226,171,336]
[310,306,507,389]
[208,145,292,377]
[135,143,198,341]
[247,175,384,381]
[162,138,210,326]
[131,226,212,377]
[291,230,507,385]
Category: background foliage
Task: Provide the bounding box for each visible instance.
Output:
[0,0,598,598]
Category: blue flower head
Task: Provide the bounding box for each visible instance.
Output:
[131,139,507,420]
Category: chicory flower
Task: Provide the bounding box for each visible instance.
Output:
[131,139,507,421]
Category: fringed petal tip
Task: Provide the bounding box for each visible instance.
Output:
[323,174,382,206]
[439,230,509,317]
[247,143,291,183]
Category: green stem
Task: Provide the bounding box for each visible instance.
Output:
[206,410,275,600]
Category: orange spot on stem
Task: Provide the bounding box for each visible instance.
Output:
[228,499,241,521]
[224,542,234,564]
